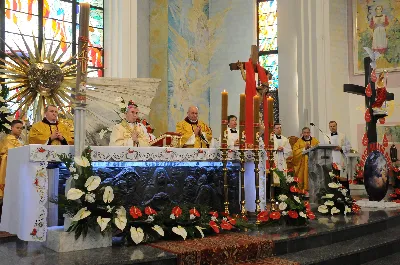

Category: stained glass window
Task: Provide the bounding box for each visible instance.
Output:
[257,0,278,90]
[1,0,104,76]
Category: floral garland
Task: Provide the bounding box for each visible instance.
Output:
[318,166,361,215]
[257,169,316,226]
[58,147,249,243]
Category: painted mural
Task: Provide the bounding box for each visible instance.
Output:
[150,0,231,134]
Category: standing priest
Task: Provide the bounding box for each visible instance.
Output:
[176,106,212,148]
[29,105,74,145]
[293,127,319,190]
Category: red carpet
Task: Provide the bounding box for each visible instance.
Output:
[149,233,274,265]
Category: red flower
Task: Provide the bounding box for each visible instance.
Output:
[332,163,339,170]
[389,193,397,198]
[293,177,299,182]
[34,178,39,186]
[209,221,220,233]
[307,211,316,220]
[227,216,236,225]
[288,210,299,219]
[304,201,311,210]
[351,204,361,213]
[257,211,269,222]
[30,228,37,236]
[395,188,400,195]
[129,206,142,219]
[144,206,157,215]
[189,208,200,217]
[171,206,182,217]
[270,211,281,220]
[221,220,233,230]
[209,211,218,218]
[38,147,46,153]
[395,199,400,204]
[290,186,298,193]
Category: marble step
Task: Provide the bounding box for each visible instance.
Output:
[362,252,400,265]
[278,225,400,265]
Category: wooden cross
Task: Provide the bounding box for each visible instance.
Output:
[229,45,259,71]
[344,57,394,144]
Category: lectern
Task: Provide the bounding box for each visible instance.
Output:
[303,144,337,203]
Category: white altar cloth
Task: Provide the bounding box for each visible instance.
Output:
[0,145,266,242]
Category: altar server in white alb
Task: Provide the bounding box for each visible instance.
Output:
[273,123,292,172]
[109,101,150,147]
[227,115,239,149]
[323,121,351,179]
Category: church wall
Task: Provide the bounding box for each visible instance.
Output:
[209,0,256,138]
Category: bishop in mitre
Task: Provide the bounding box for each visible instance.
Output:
[109,101,150,147]
[293,127,319,190]
[272,123,292,183]
[29,105,74,145]
[176,106,212,148]
[0,120,24,199]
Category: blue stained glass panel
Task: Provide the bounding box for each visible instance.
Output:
[76,6,104,28]
[258,0,277,52]
[77,0,104,8]
[259,54,278,90]
[46,0,73,22]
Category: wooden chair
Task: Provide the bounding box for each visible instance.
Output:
[286,136,299,171]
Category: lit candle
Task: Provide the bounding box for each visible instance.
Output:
[263,96,269,146]
[253,95,260,148]
[267,96,274,124]
[239,93,246,148]
[221,90,228,148]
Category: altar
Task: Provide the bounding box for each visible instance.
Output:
[0,145,266,242]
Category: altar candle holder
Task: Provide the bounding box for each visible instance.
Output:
[268,130,277,211]
[239,147,246,218]
[221,146,230,215]
[254,134,261,224]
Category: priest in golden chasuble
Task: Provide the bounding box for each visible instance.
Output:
[293,127,319,190]
[29,105,74,145]
[109,101,150,147]
[176,106,212,148]
[0,120,24,199]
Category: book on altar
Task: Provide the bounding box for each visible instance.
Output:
[149,132,182,147]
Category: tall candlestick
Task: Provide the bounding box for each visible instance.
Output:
[221,90,228,148]
[263,96,269,146]
[253,95,260,148]
[267,96,274,126]
[239,93,246,149]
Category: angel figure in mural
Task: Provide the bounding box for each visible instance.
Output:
[370,5,389,54]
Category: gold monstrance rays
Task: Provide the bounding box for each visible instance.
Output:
[0,32,77,120]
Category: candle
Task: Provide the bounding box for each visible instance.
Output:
[268,96,274,125]
[239,94,246,148]
[263,96,269,146]
[253,95,260,148]
[221,90,228,148]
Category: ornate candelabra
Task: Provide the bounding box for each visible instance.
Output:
[239,147,246,217]
[254,134,261,223]
[221,146,229,215]
[268,131,278,211]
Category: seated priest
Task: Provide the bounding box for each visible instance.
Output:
[109,101,150,147]
[0,120,24,200]
[176,106,212,148]
[29,105,74,145]
[292,127,319,190]
[227,115,239,149]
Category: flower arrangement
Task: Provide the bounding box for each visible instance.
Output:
[388,166,400,203]
[115,97,136,115]
[318,168,361,215]
[353,158,364,185]
[257,169,316,226]
[58,147,249,243]
[0,86,13,134]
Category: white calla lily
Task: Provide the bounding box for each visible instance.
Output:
[344,206,351,215]
[66,188,85,200]
[324,200,335,206]
[322,194,334,199]
[318,205,329,214]
[278,194,288,201]
[152,225,164,236]
[130,227,144,244]
[97,216,111,232]
[103,186,114,203]
[299,212,307,218]
[328,182,341,189]
[331,207,340,215]
[195,226,205,238]
[85,176,101,191]
[71,207,91,221]
[172,226,187,240]
[114,206,127,230]
[0,96,4,102]
[293,196,301,203]
[279,202,287,211]
[74,156,90,167]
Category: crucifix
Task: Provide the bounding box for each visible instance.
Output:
[228,45,270,147]
[344,57,394,145]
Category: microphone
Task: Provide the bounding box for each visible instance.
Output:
[310,122,331,144]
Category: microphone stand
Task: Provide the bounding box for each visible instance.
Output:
[310,123,331,144]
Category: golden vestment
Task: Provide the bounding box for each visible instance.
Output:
[29,119,74,145]
[0,135,24,198]
[176,118,212,148]
[293,137,319,190]
[109,120,150,147]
